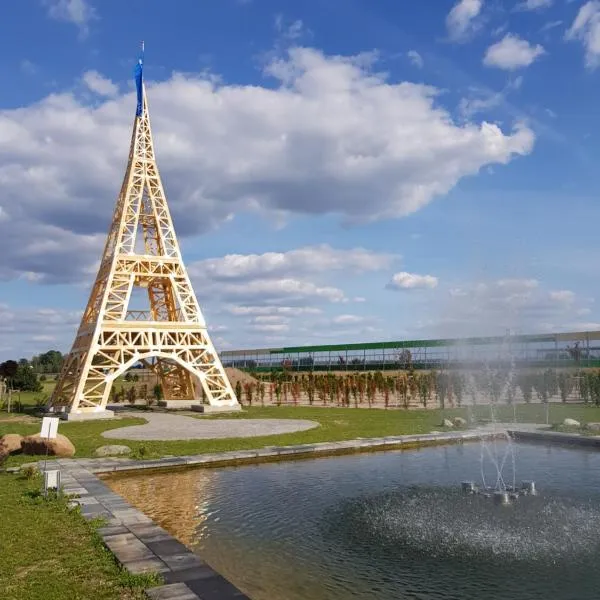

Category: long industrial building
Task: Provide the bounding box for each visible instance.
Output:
[220,330,600,371]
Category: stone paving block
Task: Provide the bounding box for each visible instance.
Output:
[128,523,172,543]
[73,495,100,505]
[163,564,219,584]
[161,553,206,572]
[80,506,112,518]
[122,557,170,574]
[104,533,156,562]
[98,524,130,537]
[186,574,250,599]
[145,539,189,557]
[62,486,89,496]
[146,583,200,600]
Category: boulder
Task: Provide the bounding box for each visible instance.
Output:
[586,422,600,431]
[562,418,581,428]
[442,418,454,428]
[453,417,467,427]
[94,444,131,457]
[0,433,24,454]
[0,433,24,464]
[21,433,75,457]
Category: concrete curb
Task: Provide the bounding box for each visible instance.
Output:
[508,428,600,447]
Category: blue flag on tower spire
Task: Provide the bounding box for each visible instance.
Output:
[134,41,144,117]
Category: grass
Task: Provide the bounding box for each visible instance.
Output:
[0,472,161,600]
[3,402,600,599]
[4,403,600,468]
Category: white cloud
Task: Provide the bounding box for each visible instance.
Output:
[225,305,322,316]
[565,1,600,69]
[407,50,424,68]
[515,0,552,11]
[43,0,96,37]
[446,0,484,42]
[484,34,545,70]
[541,20,563,33]
[420,279,591,338]
[387,272,439,290]
[201,278,347,305]
[274,16,306,41]
[189,245,395,282]
[0,47,534,283]
[459,76,523,117]
[332,314,366,325]
[549,290,576,303]
[82,70,119,97]
[0,304,82,360]
[246,322,290,334]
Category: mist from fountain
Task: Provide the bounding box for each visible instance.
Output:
[463,332,527,501]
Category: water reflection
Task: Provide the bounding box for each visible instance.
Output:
[106,443,600,600]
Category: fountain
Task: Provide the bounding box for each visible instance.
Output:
[461,332,536,504]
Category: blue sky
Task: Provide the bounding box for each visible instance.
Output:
[1,0,600,360]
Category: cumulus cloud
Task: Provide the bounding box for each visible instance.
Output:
[565,1,600,69]
[484,34,545,70]
[0,47,534,283]
[43,0,96,37]
[446,0,484,42]
[387,272,439,290]
[82,70,119,97]
[189,245,395,282]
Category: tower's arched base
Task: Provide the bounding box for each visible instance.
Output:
[48,326,238,419]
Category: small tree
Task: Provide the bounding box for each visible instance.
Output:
[235,380,243,404]
[127,386,136,404]
[557,372,574,403]
[152,384,163,403]
[580,372,590,403]
[244,382,253,406]
[12,364,42,392]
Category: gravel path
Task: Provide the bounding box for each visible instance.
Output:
[101,411,319,441]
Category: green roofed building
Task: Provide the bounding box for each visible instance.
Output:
[220,330,600,372]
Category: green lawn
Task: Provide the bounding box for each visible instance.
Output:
[0,473,160,600]
[3,403,600,468]
[3,402,600,599]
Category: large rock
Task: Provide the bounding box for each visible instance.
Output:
[453,417,467,428]
[586,422,600,431]
[0,433,24,454]
[0,434,24,464]
[562,418,581,428]
[442,418,454,428]
[21,433,75,457]
[94,444,131,457]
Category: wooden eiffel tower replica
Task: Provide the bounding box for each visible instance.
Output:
[48,51,238,418]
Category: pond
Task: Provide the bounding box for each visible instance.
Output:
[107,442,600,599]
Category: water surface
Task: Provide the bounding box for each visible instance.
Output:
[108,442,600,599]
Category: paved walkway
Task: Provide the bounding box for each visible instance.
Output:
[102,412,319,441]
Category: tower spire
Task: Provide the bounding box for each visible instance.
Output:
[48,51,238,417]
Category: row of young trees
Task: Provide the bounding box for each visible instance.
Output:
[233,368,600,408]
[110,383,163,404]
